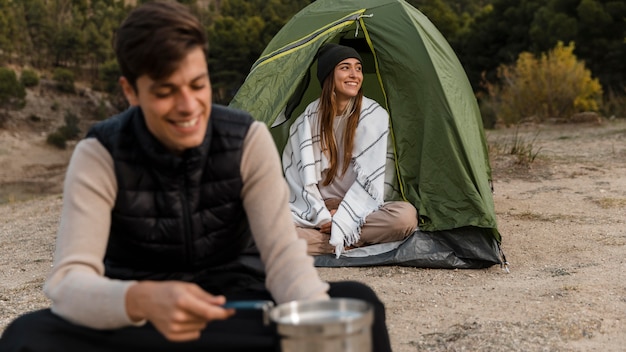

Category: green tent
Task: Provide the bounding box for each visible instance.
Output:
[230,0,505,269]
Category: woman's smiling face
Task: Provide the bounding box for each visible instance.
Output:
[332,58,363,102]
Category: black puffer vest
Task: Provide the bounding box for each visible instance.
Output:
[87,105,254,281]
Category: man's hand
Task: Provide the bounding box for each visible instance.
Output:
[126,281,235,341]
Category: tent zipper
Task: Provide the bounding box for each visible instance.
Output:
[250,10,366,73]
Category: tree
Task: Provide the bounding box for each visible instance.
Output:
[53,67,76,93]
[430,0,494,15]
[0,67,25,106]
[208,15,266,103]
[454,0,626,96]
[406,0,462,41]
[453,0,543,91]
[12,4,31,65]
[529,2,578,52]
[23,0,55,69]
[99,59,127,111]
[0,0,29,65]
[0,67,26,126]
[84,22,109,81]
[89,0,131,82]
[20,69,39,88]
[0,0,13,63]
[53,24,86,68]
[207,0,313,103]
[574,0,626,93]
[527,0,625,92]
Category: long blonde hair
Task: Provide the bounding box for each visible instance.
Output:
[318,72,363,186]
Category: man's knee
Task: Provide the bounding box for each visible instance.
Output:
[0,309,56,350]
[327,281,381,306]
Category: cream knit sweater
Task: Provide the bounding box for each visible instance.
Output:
[43,121,329,329]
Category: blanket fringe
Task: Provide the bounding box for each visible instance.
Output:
[353,160,383,205]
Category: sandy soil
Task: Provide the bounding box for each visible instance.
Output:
[1,109,625,351]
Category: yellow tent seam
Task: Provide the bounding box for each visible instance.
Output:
[360,16,407,201]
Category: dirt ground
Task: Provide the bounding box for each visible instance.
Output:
[1,97,625,351]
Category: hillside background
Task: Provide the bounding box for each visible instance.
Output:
[1,0,624,107]
[0,0,625,203]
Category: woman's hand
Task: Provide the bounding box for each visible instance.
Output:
[126,281,235,341]
[318,198,342,233]
[319,220,332,233]
[319,208,337,233]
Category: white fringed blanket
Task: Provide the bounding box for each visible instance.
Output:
[282,97,389,257]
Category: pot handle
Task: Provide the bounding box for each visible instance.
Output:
[223,300,275,325]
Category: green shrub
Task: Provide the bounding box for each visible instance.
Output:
[99,59,121,94]
[20,69,40,87]
[46,131,67,149]
[0,67,26,108]
[600,88,626,119]
[52,68,75,93]
[478,90,497,129]
[47,110,81,149]
[95,100,108,120]
[59,111,81,139]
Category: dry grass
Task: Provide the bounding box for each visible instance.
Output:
[592,197,626,209]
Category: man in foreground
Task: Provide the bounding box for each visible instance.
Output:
[0,1,391,351]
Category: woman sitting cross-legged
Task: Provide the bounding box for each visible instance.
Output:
[282,43,418,257]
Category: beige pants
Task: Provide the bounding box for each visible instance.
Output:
[296,200,418,255]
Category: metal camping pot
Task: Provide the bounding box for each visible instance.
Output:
[267,298,374,352]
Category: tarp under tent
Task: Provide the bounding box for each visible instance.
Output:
[230,0,506,269]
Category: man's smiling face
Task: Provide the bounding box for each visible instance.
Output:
[121,46,212,154]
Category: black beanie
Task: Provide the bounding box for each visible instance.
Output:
[316,43,363,86]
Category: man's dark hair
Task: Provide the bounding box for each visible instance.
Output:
[113,0,208,89]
